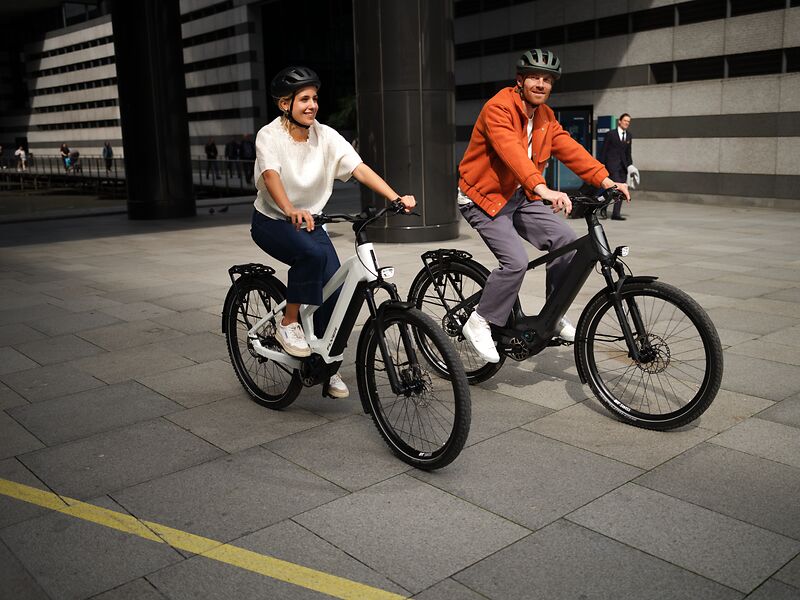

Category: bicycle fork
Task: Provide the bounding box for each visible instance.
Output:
[366,287,423,397]
[600,262,653,363]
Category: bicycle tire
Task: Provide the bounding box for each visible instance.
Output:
[575,280,723,430]
[224,276,302,409]
[356,307,471,470]
[408,261,505,384]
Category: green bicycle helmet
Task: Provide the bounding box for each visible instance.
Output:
[516,49,561,80]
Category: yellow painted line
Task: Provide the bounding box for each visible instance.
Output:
[0,477,406,600]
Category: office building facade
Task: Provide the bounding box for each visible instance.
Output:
[2,0,798,207]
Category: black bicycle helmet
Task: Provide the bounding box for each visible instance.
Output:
[516,49,561,80]
[270,66,321,129]
[270,66,321,100]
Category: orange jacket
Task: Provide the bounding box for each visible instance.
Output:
[458,87,609,217]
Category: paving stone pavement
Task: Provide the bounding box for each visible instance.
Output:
[1,193,799,599]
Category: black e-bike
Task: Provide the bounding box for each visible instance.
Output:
[408,189,723,431]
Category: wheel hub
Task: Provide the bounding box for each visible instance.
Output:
[400,366,432,402]
[636,334,670,374]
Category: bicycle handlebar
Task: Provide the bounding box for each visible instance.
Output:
[569,186,627,207]
[288,198,412,228]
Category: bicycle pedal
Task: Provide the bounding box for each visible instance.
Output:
[548,338,572,347]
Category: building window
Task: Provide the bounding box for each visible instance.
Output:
[727,49,783,78]
[675,56,724,81]
[538,26,565,46]
[650,61,674,84]
[481,0,511,10]
[597,14,629,38]
[180,0,234,24]
[677,0,726,25]
[456,40,482,59]
[512,31,537,50]
[729,0,786,17]
[631,5,675,32]
[566,20,595,43]
[784,47,800,72]
[483,37,511,55]
[455,0,481,18]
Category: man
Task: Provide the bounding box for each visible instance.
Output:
[597,113,633,220]
[458,49,629,363]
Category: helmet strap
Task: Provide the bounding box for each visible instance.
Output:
[286,96,311,130]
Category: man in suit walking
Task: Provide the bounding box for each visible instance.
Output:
[598,113,633,220]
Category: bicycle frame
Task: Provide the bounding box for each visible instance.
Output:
[428,196,655,359]
[234,206,422,397]
[245,240,389,369]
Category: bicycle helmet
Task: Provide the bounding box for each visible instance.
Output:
[270,66,321,99]
[270,66,321,129]
[516,49,561,80]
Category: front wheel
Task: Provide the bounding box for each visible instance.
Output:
[224,276,302,409]
[575,280,723,430]
[356,307,471,470]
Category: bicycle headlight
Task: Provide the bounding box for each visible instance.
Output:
[616,246,630,257]
[380,266,395,279]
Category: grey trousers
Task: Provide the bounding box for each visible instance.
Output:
[459,188,577,325]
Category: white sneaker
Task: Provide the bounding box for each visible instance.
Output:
[327,372,349,399]
[462,310,500,363]
[556,317,576,342]
[276,321,311,357]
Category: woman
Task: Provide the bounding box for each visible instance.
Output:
[251,66,415,399]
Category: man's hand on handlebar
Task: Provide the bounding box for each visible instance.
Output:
[287,207,315,231]
[602,179,630,201]
[533,184,572,215]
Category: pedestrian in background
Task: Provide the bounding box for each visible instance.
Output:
[225,137,240,179]
[598,113,637,220]
[102,142,114,173]
[60,143,70,171]
[14,145,27,171]
[204,138,221,179]
[240,133,256,184]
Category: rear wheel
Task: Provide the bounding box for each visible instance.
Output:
[408,261,505,384]
[356,307,471,470]
[224,276,302,409]
[575,281,722,430]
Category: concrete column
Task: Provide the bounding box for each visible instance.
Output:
[111,0,194,219]
[353,0,459,242]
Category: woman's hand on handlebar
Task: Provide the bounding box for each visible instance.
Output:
[397,195,416,212]
[287,207,315,231]
[533,184,572,215]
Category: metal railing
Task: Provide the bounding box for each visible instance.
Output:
[0,155,258,197]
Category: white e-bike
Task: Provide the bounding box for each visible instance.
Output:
[222,201,471,470]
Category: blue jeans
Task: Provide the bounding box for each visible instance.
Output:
[250,210,341,337]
